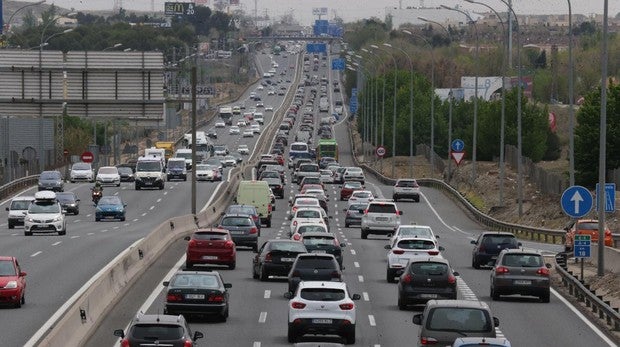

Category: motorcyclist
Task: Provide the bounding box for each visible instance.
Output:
[91,182,103,203]
[91,181,103,193]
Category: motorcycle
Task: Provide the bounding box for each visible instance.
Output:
[92,189,102,204]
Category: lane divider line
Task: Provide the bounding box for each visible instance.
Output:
[258,311,267,323]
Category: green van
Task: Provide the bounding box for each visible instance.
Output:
[236,180,272,227]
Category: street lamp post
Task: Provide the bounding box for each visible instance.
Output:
[566,0,575,186]
[441,6,480,184]
[361,48,386,165]
[3,0,46,36]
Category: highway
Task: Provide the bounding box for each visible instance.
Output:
[1,44,616,347]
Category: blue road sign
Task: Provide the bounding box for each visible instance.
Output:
[451,139,465,152]
[331,58,345,70]
[561,185,592,218]
[573,234,591,258]
[595,183,616,212]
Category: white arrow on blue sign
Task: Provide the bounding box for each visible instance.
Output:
[451,139,464,152]
[560,185,593,218]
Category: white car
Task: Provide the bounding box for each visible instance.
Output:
[290,222,328,240]
[265,105,274,112]
[389,225,439,248]
[385,237,444,283]
[236,119,247,127]
[242,129,254,137]
[267,89,275,95]
[69,162,94,182]
[221,155,237,167]
[256,101,264,108]
[343,167,365,184]
[253,113,264,124]
[195,164,221,181]
[257,85,264,91]
[289,207,328,235]
[250,124,261,134]
[214,121,226,128]
[228,126,240,135]
[6,195,35,229]
[96,166,121,186]
[24,191,66,236]
[286,281,359,344]
[319,169,334,184]
[347,190,374,207]
[237,144,250,155]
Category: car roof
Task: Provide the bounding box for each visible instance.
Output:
[302,232,334,238]
[298,281,347,290]
[131,313,188,325]
[297,253,336,259]
[481,231,516,237]
[408,256,449,265]
[426,299,491,310]
[12,196,35,201]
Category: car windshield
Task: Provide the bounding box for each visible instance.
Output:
[195,165,210,171]
[348,204,367,211]
[40,172,60,179]
[396,180,419,187]
[221,217,253,226]
[170,274,220,288]
[296,210,321,219]
[130,324,184,340]
[501,254,543,267]
[398,226,433,238]
[270,242,307,252]
[0,260,17,276]
[11,200,31,210]
[168,161,184,168]
[55,193,75,202]
[98,167,117,174]
[29,201,60,214]
[175,152,192,159]
[300,288,346,301]
[409,262,449,276]
[427,307,491,332]
[303,236,335,246]
[194,231,228,241]
[72,163,90,170]
[98,196,122,205]
[396,239,436,250]
[136,161,161,172]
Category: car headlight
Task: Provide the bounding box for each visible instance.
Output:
[96,207,102,212]
[26,217,34,222]
[53,216,63,222]
[5,281,17,289]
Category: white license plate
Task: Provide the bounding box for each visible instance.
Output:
[281,258,295,262]
[376,217,388,221]
[185,294,205,300]
[514,280,531,285]
[312,250,326,254]
[202,256,218,260]
[230,231,244,234]
[419,294,438,299]
[312,318,333,324]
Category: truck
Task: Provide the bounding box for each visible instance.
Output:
[155,141,175,160]
[219,106,234,126]
[144,147,166,167]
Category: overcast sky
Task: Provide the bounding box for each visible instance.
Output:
[45,0,619,26]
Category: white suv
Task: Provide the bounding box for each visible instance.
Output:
[286,281,360,344]
[392,178,421,202]
[24,191,66,236]
[343,167,365,184]
[360,200,402,239]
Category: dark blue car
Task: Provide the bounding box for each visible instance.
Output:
[95,196,126,222]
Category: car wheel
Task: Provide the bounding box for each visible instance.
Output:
[74,209,79,215]
[228,261,236,270]
[398,295,407,310]
[266,219,272,228]
[345,222,350,228]
[386,268,397,283]
[116,183,121,187]
[392,195,398,202]
[491,285,500,301]
[120,216,126,222]
[58,229,66,236]
[287,324,297,343]
[95,217,101,222]
[252,264,259,279]
[220,306,229,321]
[344,327,356,345]
[21,293,25,305]
[415,197,420,202]
[15,296,22,308]
[8,222,14,229]
[135,184,140,190]
[361,229,368,239]
[24,230,32,236]
[540,291,550,303]
[185,261,193,270]
[159,184,164,190]
[259,265,268,281]
[472,257,480,269]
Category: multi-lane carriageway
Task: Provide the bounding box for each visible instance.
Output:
[0,47,617,347]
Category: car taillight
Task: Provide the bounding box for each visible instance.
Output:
[292,206,298,212]
[250,227,258,234]
[120,339,130,347]
[448,275,456,284]
[183,340,193,347]
[402,274,412,284]
[208,294,225,302]
[333,239,340,247]
[392,250,404,255]
[225,240,234,249]
[420,336,438,345]
[293,220,298,227]
[339,303,354,310]
[291,301,306,309]
[495,266,510,275]
[188,239,197,248]
[293,234,301,240]
[363,209,368,215]
[537,267,550,276]
[167,293,183,302]
[427,250,439,256]
[264,253,273,262]
[331,271,341,279]
[268,204,272,213]
[478,244,486,252]
[252,215,259,222]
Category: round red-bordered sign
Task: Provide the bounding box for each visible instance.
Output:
[376,146,386,158]
[80,151,94,163]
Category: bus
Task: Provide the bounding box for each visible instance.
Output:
[219,106,233,125]
[316,139,338,162]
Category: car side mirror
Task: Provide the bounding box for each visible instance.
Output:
[453,271,460,276]
[220,211,226,216]
[438,246,445,251]
[123,204,127,207]
[517,242,522,247]
[343,209,347,212]
[351,294,361,300]
[384,245,391,250]
[412,314,423,325]
[328,216,333,219]
[470,240,477,245]
[184,236,191,241]
[193,331,204,340]
[398,211,403,215]
[113,329,125,338]
[162,281,170,286]
[493,317,500,327]
[224,283,232,289]
[284,292,292,299]
[546,263,552,269]
[5,207,8,211]
[19,271,27,277]
[435,235,440,239]
[288,215,293,220]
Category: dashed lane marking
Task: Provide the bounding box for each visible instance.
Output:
[354,262,360,268]
[149,206,155,210]
[142,213,147,217]
[31,251,42,257]
[350,249,356,255]
[363,292,370,301]
[258,311,267,323]
[70,236,79,239]
[52,241,61,246]
[264,290,271,299]
[358,275,364,282]
[156,198,162,203]
[368,314,376,326]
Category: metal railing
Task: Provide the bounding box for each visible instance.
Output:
[0,175,39,202]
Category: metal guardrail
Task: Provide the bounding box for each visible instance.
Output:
[0,175,39,202]
[554,255,620,332]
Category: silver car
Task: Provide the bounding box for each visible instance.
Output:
[360,200,402,239]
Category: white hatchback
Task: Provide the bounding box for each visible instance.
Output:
[389,224,439,248]
[385,237,444,283]
[286,281,360,344]
[347,190,374,207]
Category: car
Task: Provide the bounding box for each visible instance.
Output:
[238,144,250,155]
[393,178,421,202]
[564,219,613,251]
[162,270,232,320]
[24,191,66,236]
[228,125,240,135]
[397,257,458,309]
[185,228,236,269]
[319,157,337,169]
[301,189,330,212]
[214,120,226,128]
[300,232,346,268]
[207,127,218,138]
[221,155,237,167]
[0,256,27,308]
[267,89,275,95]
[256,101,264,108]
[250,123,261,134]
[55,192,80,215]
[243,129,254,137]
[451,337,512,347]
[252,240,308,281]
[286,281,360,344]
[114,313,204,346]
[347,190,374,207]
[95,195,127,221]
[38,170,64,192]
[224,204,261,231]
[389,224,439,247]
[333,167,347,184]
[96,166,121,186]
[116,166,135,182]
[69,162,94,182]
[290,222,329,241]
[6,196,34,229]
[265,105,274,112]
[237,119,248,127]
[195,164,222,181]
[386,237,445,283]
[229,152,244,164]
[490,249,551,302]
[360,199,402,239]
[289,207,329,235]
[320,169,335,184]
[412,300,500,346]
[339,181,364,201]
[260,171,285,198]
[287,253,343,294]
[218,214,259,252]
[342,167,365,184]
[471,232,521,269]
[343,203,366,228]
[166,157,187,181]
[213,144,229,156]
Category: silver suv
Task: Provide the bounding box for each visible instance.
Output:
[114,312,204,347]
[392,178,420,202]
[360,200,402,239]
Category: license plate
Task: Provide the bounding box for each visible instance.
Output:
[203,256,218,260]
[311,250,326,254]
[230,231,244,235]
[281,258,295,262]
[185,294,205,300]
[144,182,153,186]
[376,217,388,221]
[419,294,438,299]
[514,280,531,285]
[312,318,332,324]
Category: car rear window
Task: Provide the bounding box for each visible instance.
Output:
[300,164,319,172]
[298,225,327,234]
[130,324,184,340]
[270,242,307,252]
[367,204,397,213]
[482,235,518,247]
[396,180,418,187]
[398,227,433,238]
[300,288,346,301]
[397,239,436,250]
[221,217,253,226]
[501,254,542,267]
[226,206,256,215]
[303,236,335,246]
[296,210,321,218]
[171,274,219,288]
[194,232,229,241]
[427,308,491,332]
[296,257,336,269]
[409,262,449,275]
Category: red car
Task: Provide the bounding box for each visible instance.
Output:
[185,228,237,270]
[340,181,365,201]
[0,256,27,308]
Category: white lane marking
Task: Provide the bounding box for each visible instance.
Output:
[142,213,147,217]
[52,241,61,246]
[163,191,168,195]
[264,290,271,299]
[368,314,376,326]
[363,292,370,301]
[73,220,81,223]
[114,192,119,196]
[354,262,360,268]
[358,275,364,282]
[86,214,92,217]
[156,198,162,203]
[344,238,348,242]
[10,233,18,236]
[31,251,42,257]
[113,226,119,230]
[87,232,94,236]
[149,206,155,210]
[258,311,268,323]
[70,236,79,239]
[100,230,107,233]
[253,342,261,347]
[132,219,139,222]
[550,288,618,347]
[350,249,356,255]
[275,236,281,239]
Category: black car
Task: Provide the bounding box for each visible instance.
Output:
[300,232,346,268]
[206,127,218,139]
[114,312,203,347]
[218,214,259,252]
[223,204,261,232]
[116,166,135,182]
[397,257,459,310]
[54,192,80,215]
[252,240,308,281]
[260,171,284,198]
[287,253,342,294]
[471,232,522,269]
[38,170,64,192]
[162,270,232,321]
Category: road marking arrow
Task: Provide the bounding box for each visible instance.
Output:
[570,190,584,214]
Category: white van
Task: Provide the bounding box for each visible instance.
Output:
[236,180,272,227]
[174,148,194,169]
[289,142,309,159]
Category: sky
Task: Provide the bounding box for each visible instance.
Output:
[43,0,620,26]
